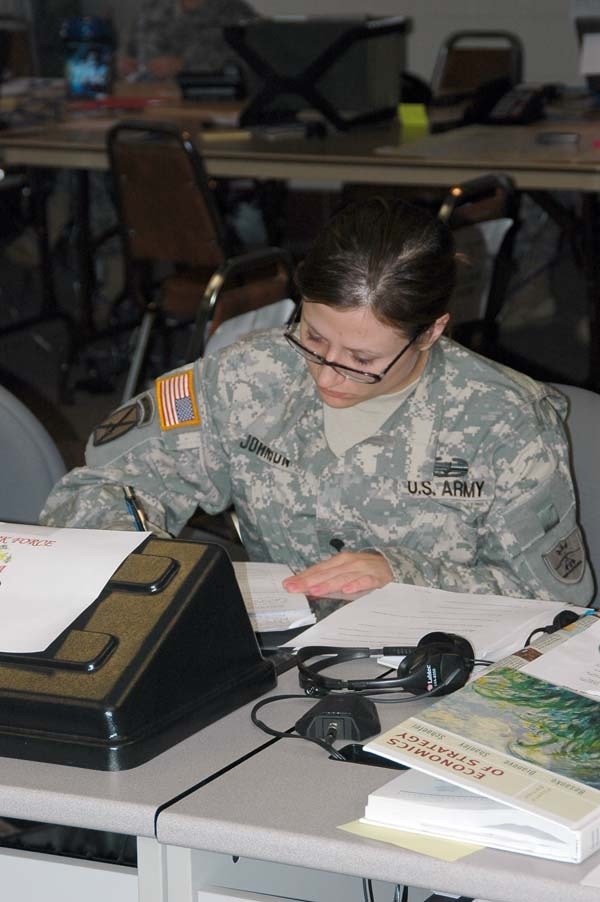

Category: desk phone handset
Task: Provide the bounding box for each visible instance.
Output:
[487,84,546,125]
[463,78,546,126]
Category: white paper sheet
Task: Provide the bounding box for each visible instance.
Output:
[233,561,316,632]
[282,582,578,661]
[0,522,149,653]
[520,613,600,696]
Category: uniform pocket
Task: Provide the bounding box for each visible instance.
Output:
[349,476,482,564]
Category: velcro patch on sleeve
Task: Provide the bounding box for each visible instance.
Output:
[156,370,201,431]
[93,402,141,446]
[542,527,586,584]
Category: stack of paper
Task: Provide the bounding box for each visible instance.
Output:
[362,768,593,863]
[282,581,580,662]
[233,562,315,633]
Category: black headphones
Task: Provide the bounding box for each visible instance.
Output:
[525,609,582,646]
[296,632,475,699]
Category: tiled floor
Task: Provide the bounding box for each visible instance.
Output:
[0,191,592,473]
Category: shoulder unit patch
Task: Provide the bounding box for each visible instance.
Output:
[93,402,140,446]
[542,527,586,584]
[92,394,155,447]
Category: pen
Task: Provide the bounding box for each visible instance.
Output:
[123,485,148,531]
[329,538,345,553]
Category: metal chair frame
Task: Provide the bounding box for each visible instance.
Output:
[107,120,294,402]
[430,31,523,105]
[438,173,521,357]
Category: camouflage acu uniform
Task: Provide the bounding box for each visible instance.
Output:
[41,331,593,605]
[124,0,256,72]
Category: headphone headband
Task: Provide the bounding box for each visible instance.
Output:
[296,633,475,698]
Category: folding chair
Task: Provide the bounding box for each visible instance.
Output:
[552,382,600,607]
[430,30,523,106]
[0,382,65,524]
[107,120,294,403]
[437,173,521,358]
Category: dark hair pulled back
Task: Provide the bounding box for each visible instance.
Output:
[296,197,456,334]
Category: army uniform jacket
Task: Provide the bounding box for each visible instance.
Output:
[41,331,592,605]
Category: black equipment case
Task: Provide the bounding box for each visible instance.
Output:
[0,538,276,770]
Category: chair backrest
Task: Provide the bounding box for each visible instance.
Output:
[430,31,523,105]
[438,174,520,333]
[0,15,36,78]
[107,120,229,269]
[552,383,600,606]
[0,383,66,525]
[204,297,295,356]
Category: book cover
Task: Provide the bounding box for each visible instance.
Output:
[362,768,582,861]
[364,615,600,862]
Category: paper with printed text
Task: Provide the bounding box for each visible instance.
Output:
[233,561,315,631]
[283,582,580,661]
[0,522,149,652]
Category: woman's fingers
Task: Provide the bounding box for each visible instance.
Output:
[283,551,392,598]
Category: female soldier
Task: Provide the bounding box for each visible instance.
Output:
[40,198,592,605]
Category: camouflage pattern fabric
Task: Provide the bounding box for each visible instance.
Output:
[41,331,593,605]
[124,0,256,72]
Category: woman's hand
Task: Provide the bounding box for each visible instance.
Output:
[282,550,393,599]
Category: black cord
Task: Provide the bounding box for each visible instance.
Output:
[524,627,544,647]
[362,876,375,902]
[250,693,347,760]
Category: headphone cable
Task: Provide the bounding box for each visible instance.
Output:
[250,693,347,761]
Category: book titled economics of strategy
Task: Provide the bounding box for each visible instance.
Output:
[364,615,600,863]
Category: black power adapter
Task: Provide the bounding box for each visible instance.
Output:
[295,694,381,743]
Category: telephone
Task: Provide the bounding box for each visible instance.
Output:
[462,78,546,126]
[487,84,546,125]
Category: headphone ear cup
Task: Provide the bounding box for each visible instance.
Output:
[417,631,451,649]
[396,646,429,685]
[551,610,580,631]
[417,631,475,662]
[397,643,473,695]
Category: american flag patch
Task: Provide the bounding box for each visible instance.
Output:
[156,371,200,430]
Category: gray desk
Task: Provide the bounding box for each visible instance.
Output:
[0,665,293,902]
[1,644,597,902]
[156,670,600,902]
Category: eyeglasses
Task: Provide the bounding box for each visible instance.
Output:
[284,304,425,384]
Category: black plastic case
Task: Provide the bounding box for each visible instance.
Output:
[0,538,276,770]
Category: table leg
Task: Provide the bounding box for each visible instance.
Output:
[29,168,58,316]
[165,844,196,902]
[137,835,169,902]
[73,169,97,338]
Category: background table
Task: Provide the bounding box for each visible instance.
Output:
[1,114,599,387]
[3,117,600,188]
